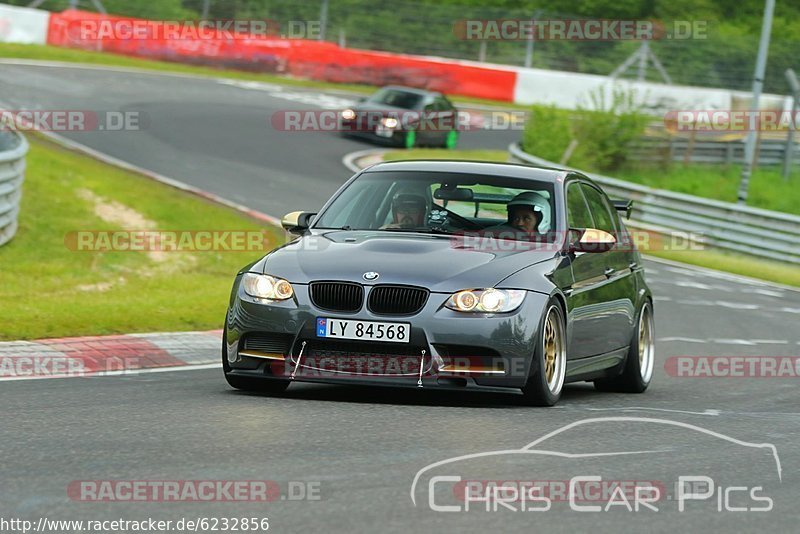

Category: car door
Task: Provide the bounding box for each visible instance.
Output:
[434,96,456,144]
[417,97,437,145]
[580,182,637,352]
[563,180,618,359]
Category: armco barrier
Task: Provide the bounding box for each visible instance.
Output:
[508,142,800,264]
[628,136,800,167]
[0,131,28,247]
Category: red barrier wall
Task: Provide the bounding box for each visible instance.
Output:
[46,10,516,102]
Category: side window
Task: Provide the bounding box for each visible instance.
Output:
[566,182,593,229]
[434,96,451,111]
[323,183,383,228]
[581,184,617,234]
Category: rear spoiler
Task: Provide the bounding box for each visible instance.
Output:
[612,199,633,219]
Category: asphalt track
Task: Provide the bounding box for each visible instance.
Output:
[1,62,799,533]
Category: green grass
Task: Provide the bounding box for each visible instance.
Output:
[387,149,800,287]
[615,164,800,216]
[0,135,284,340]
[645,248,800,288]
[0,43,528,109]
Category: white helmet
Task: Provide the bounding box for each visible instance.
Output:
[507,191,551,233]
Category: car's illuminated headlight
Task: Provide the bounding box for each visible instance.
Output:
[242,273,294,301]
[445,289,525,313]
[381,117,399,128]
[341,109,356,120]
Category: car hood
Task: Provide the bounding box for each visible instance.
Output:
[352,102,414,114]
[255,230,558,293]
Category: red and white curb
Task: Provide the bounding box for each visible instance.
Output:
[0,330,222,381]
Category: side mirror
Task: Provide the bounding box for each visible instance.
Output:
[281,211,316,235]
[568,228,616,253]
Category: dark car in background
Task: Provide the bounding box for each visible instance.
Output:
[339,86,460,149]
[223,160,654,406]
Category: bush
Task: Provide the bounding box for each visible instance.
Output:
[521,105,573,164]
[572,88,649,172]
[521,88,648,173]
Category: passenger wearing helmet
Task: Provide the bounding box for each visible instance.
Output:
[485,191,550,238]
[382,192,428,229]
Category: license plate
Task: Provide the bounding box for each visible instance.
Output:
[316,318,410,343]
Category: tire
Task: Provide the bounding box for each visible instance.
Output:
[442,129,459,149]
[594,300,655,393]
[222,325,290,394]
[520,301,567,406]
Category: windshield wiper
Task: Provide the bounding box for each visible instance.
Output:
[380,227,457,235]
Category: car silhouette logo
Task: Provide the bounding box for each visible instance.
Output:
[363,272,379,281]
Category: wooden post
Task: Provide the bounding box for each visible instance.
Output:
[725,142,735,165]
[752,128,763,171]
[683,130,697,166]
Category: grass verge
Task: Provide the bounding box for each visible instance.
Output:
[615,163,800,216]
[386,149,800,288]
[0,43,527,109]
[0,135,284,341]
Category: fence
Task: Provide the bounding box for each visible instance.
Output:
[0,130,28,247]
[629,136,800,166]
[508,142,800,264]
[7,0,799,94]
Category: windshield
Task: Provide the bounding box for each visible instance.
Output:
[366,88,424,109]
[313,171,559,242]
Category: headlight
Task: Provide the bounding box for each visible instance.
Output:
[445,289,525,313]
[381,117,399,128]
[341,109,356,120]
[242,273,294,301]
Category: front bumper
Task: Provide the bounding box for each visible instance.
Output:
[225,281,550,391]
[339,119,406,146]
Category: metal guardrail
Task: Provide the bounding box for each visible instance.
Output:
[509,142,800,264]
[629,136,800,166]
[0,131,28,247]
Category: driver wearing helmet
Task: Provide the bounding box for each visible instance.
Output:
[381,192,428,229]
[485,191,549,239]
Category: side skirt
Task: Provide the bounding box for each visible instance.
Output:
[565,347,628,383]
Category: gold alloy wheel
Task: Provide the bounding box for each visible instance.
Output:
[543,305,566,395]
[544,318,556,383]
[638,303,655,383]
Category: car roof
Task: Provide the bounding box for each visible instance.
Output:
[362,159,570,184]
[378,85,443,97]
